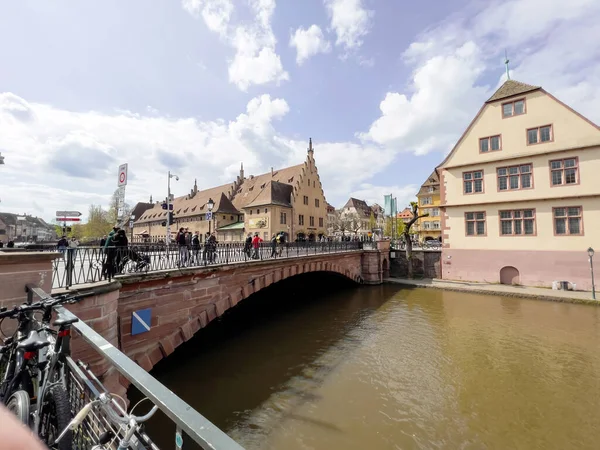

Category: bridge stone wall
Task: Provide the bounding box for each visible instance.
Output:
[8,249,388,396]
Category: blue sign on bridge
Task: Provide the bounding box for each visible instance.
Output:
[131,308,152,336]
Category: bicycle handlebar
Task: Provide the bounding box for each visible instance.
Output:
[0,294,83,319]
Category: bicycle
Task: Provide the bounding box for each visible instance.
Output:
[0,286,83,450]
[55,361,159,450]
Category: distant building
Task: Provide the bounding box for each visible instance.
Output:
[135,139,328,242]
[397,207,413,224]
[326,202,336,236]
[416,171,441,241]
[0,213,55,243]
[339,197,382,237]
[118,200,155,239]
[370,204,385,233]
[438,79,600,289]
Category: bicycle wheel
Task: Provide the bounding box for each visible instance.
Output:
[6,390,30,425]
[40,384,72,450]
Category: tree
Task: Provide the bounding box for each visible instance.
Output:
[107,188,131,226]
[369,212,376,231]
[385,217,406,237]
[86,204,112,238]
[402,202,429,279]
[333,210,361,236]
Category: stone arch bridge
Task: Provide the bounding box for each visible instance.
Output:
[57,244,389,392]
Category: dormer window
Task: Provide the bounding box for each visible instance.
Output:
[480,135,501,153]
[502,99,525,118]
[288,177,294,182]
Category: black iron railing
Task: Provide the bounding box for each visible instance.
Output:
[49,241,363,289]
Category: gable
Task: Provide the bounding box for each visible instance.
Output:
[440,88,600,169]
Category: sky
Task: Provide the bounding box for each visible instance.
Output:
[1,0,599,222]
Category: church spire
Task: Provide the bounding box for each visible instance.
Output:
[240,162,244,179]
[193,178,198,193]
[504,50,510,80]
[307,137,313,155]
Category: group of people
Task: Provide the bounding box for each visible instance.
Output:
[100,226,131,278]
[243,232,286,259]
[175,227,218,266]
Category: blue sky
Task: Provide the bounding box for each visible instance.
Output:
[1,0,599,221]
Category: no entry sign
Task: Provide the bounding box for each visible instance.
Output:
[118,163,128,187]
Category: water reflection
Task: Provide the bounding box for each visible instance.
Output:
[132,277,600,450]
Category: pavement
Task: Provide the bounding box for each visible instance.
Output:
[385,277,599,305]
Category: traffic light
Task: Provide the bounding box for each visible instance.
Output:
[168,212,174,225]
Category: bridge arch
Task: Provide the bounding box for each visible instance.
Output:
[129,258,363,374]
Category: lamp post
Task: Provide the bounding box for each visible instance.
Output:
[588,247,596,300]
[129,214,135,243]
[166,171,179,251]
[207,198,214,235]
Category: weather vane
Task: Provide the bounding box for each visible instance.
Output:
[504,50,510,80]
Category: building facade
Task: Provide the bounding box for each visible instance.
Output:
[438,80,600,290]
[340,198,372,237]
[416,171,442,241]
[134,139,328,242]
[326,202,336,236]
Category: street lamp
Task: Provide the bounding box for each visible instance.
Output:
[207,198,214,234]
[588,247,596,300]
[166,171,179,250]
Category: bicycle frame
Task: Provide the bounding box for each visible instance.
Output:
[30,307,75,435]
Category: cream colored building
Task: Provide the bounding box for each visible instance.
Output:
[134,139,328,242]
[438,80,600,290]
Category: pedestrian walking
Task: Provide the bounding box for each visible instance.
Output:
[270,234,277,258]
[252,233,262,259]
[244,233,252,258]
[191,231,200,266]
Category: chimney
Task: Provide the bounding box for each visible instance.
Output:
[271,167,274,176]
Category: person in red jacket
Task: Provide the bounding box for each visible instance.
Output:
[251,233,262,259]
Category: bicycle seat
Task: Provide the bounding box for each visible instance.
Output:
[53,317,78,327]
[16,331,50,352]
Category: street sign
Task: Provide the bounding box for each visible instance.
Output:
[56,211,81,217]
[132,308,151,336]
[206,212,213,220]
[57,218,81,222]
[118,163,128,187]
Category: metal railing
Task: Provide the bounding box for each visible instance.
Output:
[49,241,363,289]
[54,304,245,450]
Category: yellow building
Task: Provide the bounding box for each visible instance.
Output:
[134,139,328,242]
[438,80,600,289]
[416,171,442,242]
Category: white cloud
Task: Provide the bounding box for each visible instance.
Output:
[289,25,331,65]
[361,0,600,157]
[0,92,396,221]
[324,0,373,52]
[182,0,288,90]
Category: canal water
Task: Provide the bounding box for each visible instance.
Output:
[131,273,600,450]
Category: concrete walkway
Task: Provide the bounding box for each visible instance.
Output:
[385,277,599,305]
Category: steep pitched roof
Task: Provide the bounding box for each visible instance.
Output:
[231,164,304,210]
[343,198,372,217]
[137,181,237,223]
[486,80,540,103]
[417,171,440,196]
[397,207,413,219]
[244,181,293,208]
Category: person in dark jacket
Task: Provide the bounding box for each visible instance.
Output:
[244,233,252,258]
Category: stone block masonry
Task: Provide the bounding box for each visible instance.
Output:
[390,250,441,279]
